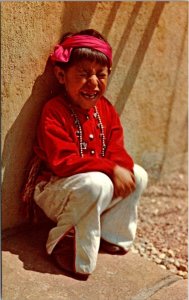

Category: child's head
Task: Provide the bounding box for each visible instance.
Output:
[52,29,112,72]
[50,29,112,110]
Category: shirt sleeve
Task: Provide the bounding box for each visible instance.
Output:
[104,104,134,171]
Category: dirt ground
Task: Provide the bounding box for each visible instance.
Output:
[135,172,188,273]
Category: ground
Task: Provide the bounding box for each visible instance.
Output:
[132,173,188,279]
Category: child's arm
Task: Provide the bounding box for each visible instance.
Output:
[103,101,134,172]
[100,100,136,197]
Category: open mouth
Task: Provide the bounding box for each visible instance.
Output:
[80,91,99,100]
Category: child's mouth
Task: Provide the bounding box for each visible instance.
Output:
[80,91,99,100]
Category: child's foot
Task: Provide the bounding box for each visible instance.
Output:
[51,233,75,272]
[51,231,89,280]
[100,239,128,255]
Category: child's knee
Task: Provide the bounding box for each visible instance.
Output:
[133,164,148,193]
[79,172,113,204]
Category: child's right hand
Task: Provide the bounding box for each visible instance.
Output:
[113,165,136,198]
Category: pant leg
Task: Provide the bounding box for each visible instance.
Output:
[101,164,148,250]
[34,171,113,274]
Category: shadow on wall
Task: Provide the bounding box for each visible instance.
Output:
[1,60,62,229]
[2,2,166,229]
[1,3,98,229]
[60,1,98,33]
[114,2,166,115]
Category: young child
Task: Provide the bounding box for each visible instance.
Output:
[25,29,148,278]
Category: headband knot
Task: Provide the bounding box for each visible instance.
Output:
[50,35,112,66]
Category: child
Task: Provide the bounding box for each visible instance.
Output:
[25,29,148,278]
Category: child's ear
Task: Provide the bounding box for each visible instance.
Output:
[54,66,65,84]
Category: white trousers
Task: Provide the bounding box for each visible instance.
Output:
[34,164,148,274]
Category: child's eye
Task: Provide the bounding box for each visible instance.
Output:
[79,72,88,77]
[98,73,107,79]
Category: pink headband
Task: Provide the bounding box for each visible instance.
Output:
[50,35,112,65]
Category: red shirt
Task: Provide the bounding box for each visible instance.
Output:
[34,94,134,182]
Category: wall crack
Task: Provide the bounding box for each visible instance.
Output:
[130,275,181,300]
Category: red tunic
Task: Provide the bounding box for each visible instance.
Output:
[34,94,134,183]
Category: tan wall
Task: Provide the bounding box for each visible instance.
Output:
[2,2,188,230]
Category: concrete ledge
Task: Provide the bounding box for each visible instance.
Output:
[2,225,187,300]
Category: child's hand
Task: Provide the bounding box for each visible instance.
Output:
[113,165,136,198]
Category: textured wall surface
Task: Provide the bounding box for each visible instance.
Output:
[2,2,188,230]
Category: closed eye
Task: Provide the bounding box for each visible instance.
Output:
[98,73,108,79]
[78,72,88,77]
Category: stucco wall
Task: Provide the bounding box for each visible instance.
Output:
[2,1,188,230]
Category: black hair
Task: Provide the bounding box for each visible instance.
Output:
[55,29,111,72]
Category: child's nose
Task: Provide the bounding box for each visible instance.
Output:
[87,75,98,87]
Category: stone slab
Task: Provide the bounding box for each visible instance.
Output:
[2,226,186,300]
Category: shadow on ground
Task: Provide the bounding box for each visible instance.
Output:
[2,222,66,276]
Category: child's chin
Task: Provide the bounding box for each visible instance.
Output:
[80,99,99,110]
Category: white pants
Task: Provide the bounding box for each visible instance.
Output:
[34,164,148,274]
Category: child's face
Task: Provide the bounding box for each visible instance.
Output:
[56,59,109,110]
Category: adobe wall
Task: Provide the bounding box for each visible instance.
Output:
[2,2,187,230]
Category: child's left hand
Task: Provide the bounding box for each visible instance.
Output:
[113,165,136,198]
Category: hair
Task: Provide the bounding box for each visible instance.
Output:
[55,29,111,72]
